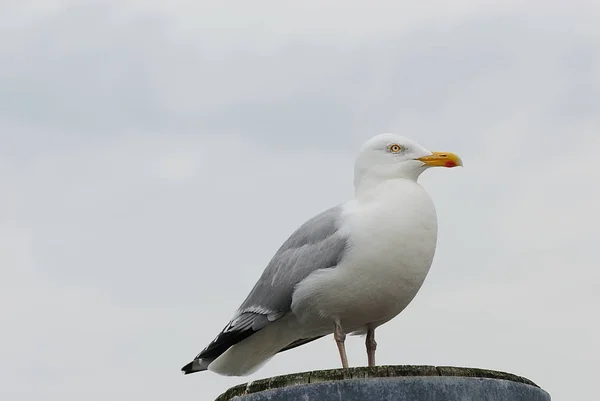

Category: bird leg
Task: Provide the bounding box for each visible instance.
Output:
[366,327,377,367]
[334,319,349,369]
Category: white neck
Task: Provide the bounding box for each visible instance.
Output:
[354,162,427,196]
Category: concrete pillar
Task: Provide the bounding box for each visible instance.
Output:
[215,365,550,401]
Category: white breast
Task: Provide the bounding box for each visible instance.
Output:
[291,179,438,335]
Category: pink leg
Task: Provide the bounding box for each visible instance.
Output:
[366,327,377,367]
[334,319,349,369]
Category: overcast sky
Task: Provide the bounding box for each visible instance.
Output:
[1,1,599,400]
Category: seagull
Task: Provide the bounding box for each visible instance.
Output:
[182,133,462,376]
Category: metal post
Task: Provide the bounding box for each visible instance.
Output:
[215,365,550,401]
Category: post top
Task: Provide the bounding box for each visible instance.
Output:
[215,365,540,401]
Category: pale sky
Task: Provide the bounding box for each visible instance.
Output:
[1,1,599,401]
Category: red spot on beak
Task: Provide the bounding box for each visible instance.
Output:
[445,160,457,168]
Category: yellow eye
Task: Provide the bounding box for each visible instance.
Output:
[389,144,403,153]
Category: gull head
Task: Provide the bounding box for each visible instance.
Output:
[354,133,462,187]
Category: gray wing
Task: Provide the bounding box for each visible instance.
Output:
[191,205,348,364]
[236,204,348,321]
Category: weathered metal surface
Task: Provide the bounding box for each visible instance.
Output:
[215,365,549,401]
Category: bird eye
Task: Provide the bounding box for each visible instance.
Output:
[389,144,403,153]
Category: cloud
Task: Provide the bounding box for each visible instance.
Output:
[1,1,599,401]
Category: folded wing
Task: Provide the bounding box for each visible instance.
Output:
[182,206,349,374]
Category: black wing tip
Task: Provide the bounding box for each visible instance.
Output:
[198,328,256,361]
[181,315,264,376]
[181,360,203,375]
[181,361,195,375]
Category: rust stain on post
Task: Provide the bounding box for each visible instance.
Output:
[215,365,540,401]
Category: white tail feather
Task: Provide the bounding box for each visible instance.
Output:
[207,315,300,376]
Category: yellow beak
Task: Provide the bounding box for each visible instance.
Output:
[418,152,463,168]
